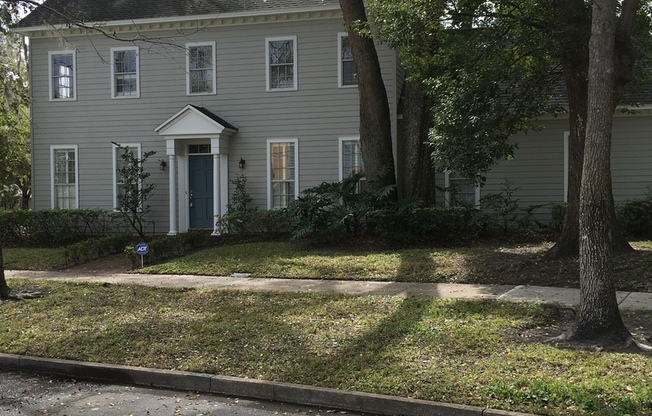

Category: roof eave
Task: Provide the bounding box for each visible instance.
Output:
[14,4,342,34]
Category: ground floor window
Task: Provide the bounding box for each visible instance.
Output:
[339,137,365,192]
[51,145,78,209]
[268,139,298,209]
[444,171,480,208]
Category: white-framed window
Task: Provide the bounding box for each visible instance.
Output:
[50,145,79,209]
[444,171,480,208]
[187,42,216,95]
[339,136,365,192]
[266,36,297,91]
[112,143,142,210]
[49,50,76,101]
[338,33,357,87]
[267,139,299,209]
[111,46,139,98]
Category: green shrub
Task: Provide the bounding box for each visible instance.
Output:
[480,180,547,233]
[218,209,295,235]
[125,230,210,267]
[550,203,566,233]
[63,233,133,267]
[289,173,394,241]
[0,209,126,247]
[368,206,480,242]
[617,197,652,238]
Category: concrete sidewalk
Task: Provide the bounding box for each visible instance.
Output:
[6,269,652,310]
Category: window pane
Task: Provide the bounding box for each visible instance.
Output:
[53,148,77,209]
[114,49,138,96]
[341,36,357,86]
[270,142,296,208]
[189,45,214,94]
[51,53,74,99]
[268,39,295,89]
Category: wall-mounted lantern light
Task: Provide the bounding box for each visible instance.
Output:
[239,158,246,169]
[159,159,167,171]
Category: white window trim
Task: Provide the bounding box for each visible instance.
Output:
[112,143,142,211]
[267,138,299,209]
[337,33,356,88]
[563,131,569,203]
[444,171,480,208]
[186,41,217,95]
[338,136,362,181]
[48,50,77,101]
[265,36,298,92]
[50,145,79,209]
[110,46,140,99]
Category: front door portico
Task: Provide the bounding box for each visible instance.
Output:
[155,105,238,235]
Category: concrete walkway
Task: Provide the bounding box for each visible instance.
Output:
[6,269,652,310]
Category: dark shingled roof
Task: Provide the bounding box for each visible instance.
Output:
[190,105,239,131]
[18,0,339,28]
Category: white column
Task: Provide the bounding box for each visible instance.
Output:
[212,153,221,235]
[220,154,229,217]
[167,140,178,236]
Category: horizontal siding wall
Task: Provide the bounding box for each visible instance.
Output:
[29,16,399,231]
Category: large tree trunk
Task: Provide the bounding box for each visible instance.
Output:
[0,244,10,299]
[400,81,437,205]
[339,0,397,192]
[547,0,633,258]
[562,0,632,345]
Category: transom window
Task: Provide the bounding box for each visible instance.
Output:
[51,145,78,209]
[49,51,76,100]
[338,34,357,87]
[266,36,297,91]
[188,144,211,154]
[111,47,139,98]
[187,42,216,95]
[268,139,298,209]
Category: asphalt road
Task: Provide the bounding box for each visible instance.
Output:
[0,370,368,415]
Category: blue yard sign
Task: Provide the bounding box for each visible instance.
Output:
[135,242,149,268]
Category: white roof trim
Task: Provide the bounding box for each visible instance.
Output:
[155,105,237,137]
[15,5,341,34]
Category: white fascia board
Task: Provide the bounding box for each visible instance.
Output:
[14,5,341,34]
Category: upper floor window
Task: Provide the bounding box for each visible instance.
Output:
[338,33,357,87]
[51,145,79,209]
[266,36,297,91]
[187,42,216,95]
[49,51,76,101]
[444,172,480,208]
[268,139,298,208]
[111,46,139,98]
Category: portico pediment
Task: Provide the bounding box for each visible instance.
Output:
[155,104,238,138]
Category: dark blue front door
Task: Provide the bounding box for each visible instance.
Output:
[189,155,213,229]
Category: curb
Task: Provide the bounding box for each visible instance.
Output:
[0,353,536,416]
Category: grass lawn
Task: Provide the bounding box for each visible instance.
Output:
[3,247,67,270]
[1,279,651,416]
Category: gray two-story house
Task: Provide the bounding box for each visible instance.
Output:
[17,0,403,235]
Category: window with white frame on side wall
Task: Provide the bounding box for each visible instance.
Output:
[444,171,480,208]
[187,42,216,95]
[51,145,79,209]
[266,36,297,91]
[112,143,142,210]
[339,137,365,192]
[49,50,76,101]
[338,33,357,87]
[111,46,139,98]
[267,139,298,209]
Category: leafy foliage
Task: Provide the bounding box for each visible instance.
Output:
[63,233,133,267]
[480,180,547,233]
[289,173,394,241]
[218,209,295,236]
[113,144,156,237]
[227,173,254,213]
[124,230,210,267]
[617,194,652,238]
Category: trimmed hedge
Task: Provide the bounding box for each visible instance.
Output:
[125,230,211,268]
[218,209,295,236]
[617,197,652,238]
[63,233,133,267]
[0,209,126,247]
[368,207,481,242]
